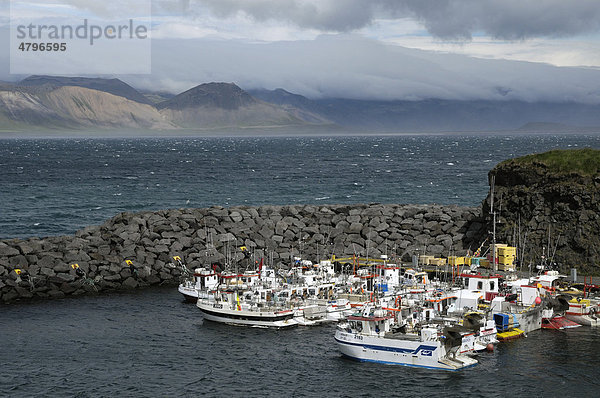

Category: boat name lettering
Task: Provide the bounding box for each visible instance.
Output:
[213,304,223,309]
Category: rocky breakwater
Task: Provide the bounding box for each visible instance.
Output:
[483,148,600,274]
[0,203,485,303]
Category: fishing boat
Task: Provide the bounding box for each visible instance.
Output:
[334,304,477,371]
[197,288,298,329]
[541,294,581,330]
[541,315,581,330]
[565,297,600,326]
[458,312,498,352]
[178,267,219,302]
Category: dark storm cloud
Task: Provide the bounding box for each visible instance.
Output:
[192,0,600,39]
[195,0,373,31]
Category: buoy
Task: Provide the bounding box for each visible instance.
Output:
[486,343,494,352]
[535,296,542,305]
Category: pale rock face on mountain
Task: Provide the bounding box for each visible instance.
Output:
[40,86,176,129]
[0,85,175,129]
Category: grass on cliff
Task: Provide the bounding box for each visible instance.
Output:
[507,148,600,176]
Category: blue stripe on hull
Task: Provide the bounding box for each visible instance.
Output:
[339,353,476,371]
[335,337,476,371]
[334,336,437,355]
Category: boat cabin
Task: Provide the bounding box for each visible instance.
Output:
[459,273,500,301]
[532,270,567,291]
[192,268,219,290]
[402,269,430,286]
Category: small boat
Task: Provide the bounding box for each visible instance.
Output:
[334,304,477,371]
[497,328,525,341]
[178,267,219,302]
[494,313,526,341]
[565,298,600,326]
[541,315,581,330]
[541,295,581,330]
[458,312,498,352]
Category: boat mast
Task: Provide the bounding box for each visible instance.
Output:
[490,175,497,273]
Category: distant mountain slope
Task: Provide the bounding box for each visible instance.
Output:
[247,88,331,124]
[2,76,599,132]
[0,85,175,129]
[19,75,154,105]
[156,82,314,128]
[157,82,255,110]
[249,88,600,131]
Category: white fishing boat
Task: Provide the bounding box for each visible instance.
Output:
[565,297,600,326]
[197,288,298,329]
[334,304,477,371]
[458,312,498,353]
[178,267,219,302]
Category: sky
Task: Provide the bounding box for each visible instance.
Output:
[1,0,600,102]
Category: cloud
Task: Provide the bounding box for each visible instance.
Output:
[191,0,600,40]
[1,31,599,104]
[116,35,600,104]
[8,0,151,21]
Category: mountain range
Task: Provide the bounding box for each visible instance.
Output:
[1,75,599,133]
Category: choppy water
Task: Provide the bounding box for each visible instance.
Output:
[2,133,600,239]
[1,287,599,397]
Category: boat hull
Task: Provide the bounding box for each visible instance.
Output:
[178,285,199,302]
[334,330,477,371]
[541,316,581,330]
[197,301,298,329]
[565,313,600,327]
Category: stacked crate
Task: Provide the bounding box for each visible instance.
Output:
[497,246,517,271]
[448,256,466,266]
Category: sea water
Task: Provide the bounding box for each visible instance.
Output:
[1,287,599,397]
[2,133,600,239]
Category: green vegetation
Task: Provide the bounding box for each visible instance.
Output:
[505,148,600,175]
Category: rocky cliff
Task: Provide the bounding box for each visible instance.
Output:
[0,203,485,303]
[483,148,600,274]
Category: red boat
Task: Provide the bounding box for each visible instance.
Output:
[541,315,581,330]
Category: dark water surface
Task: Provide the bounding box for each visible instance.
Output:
[2,287,599,397]
[2,133,600,239]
